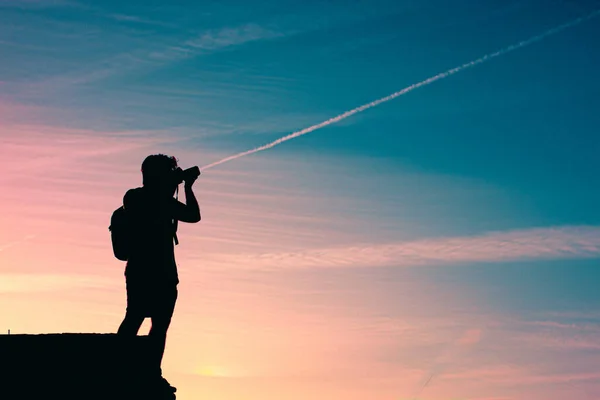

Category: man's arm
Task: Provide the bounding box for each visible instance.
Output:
[173,185,201,223]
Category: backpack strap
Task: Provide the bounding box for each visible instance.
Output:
[173,185,179,246]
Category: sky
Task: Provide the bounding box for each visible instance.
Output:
[1,0,600,399]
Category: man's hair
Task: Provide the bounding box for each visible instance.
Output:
[141,154,178,186]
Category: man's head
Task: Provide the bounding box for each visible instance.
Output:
[141,154,179,193]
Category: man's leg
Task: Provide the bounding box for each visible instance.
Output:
[118,278,146,335]
[149,285,178,377]
[117,312,145,335]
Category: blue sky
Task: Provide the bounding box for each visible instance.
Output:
[2,1,600,399]
[3,1,599,216]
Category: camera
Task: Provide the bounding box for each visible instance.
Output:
[173,166,201,185]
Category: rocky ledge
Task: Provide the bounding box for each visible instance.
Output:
[0,333,176,400]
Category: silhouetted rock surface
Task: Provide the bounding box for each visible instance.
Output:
[0,333,176,400]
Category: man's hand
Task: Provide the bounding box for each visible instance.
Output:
[184,173,198,188]
[175,178,200,223]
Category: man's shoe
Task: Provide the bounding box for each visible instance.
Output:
[158,376,177,393]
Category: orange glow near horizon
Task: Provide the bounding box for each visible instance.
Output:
[2,123,600,400]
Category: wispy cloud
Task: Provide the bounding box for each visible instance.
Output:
[107,13,175,28]
[458,328,483,345]
[0,123,182,180]
[0,235,36,252]
[0,0,73,9]
[441,364,534,382]
[444,367,600,385]
[148,23,283,61]
[0,273,115,293]
[26,23,285,88]
[413,327,484,397]
[205,225,600,270]
[515,324,600,351]
[185,24,281,51]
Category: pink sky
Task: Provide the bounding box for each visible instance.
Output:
[2,120,600,400]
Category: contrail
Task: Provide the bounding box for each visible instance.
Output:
[411,328,483,400]
[201,10,599,171]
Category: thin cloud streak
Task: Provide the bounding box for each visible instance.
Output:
[0,0,72,8]
[0,235,36,252]
[444,368,600,385]
[147,23,283,62]
[516,330,600,350]
[180,24,281,52]
[0,273,115,293]
[201,9,600,170]
[413,328,484,398]
[32,23,284,87]
[207,226,600,270]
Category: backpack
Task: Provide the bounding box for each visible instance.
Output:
[109,205,130,261]
[108,188,180,262]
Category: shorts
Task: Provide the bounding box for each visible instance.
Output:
[125,278,178,318]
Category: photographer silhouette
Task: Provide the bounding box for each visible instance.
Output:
[116,154,200,394]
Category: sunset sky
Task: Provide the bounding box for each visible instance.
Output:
[2,0,600,399]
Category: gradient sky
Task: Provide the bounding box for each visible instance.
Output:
[2,0,600,399]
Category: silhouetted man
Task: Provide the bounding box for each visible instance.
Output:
[117,154,200,393]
